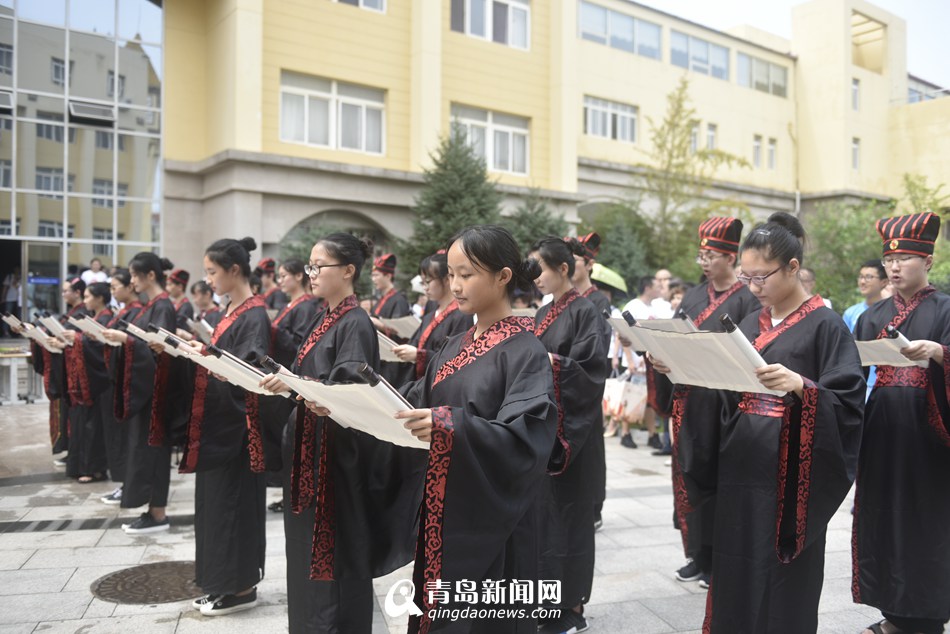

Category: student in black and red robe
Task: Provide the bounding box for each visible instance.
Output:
[166,269,194,331]
[665,218,759,587]
[689,212,864,632]
[98,270,143,505]
[190,281,223,329]
[391,251,472,380]
[567,232,612,532]
[101,254,176,534]
[256,257,289,312]
[54,278,92,478]
[397,225,558,634]
[260,258,319,503]
[179,237,271,617]
[370,253,415,388]
[260,233,425,633]
[528,237,608,634]
[56,282,114,484]
[852,212,950,634]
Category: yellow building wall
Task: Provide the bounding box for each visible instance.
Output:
[441,1,552,189]
[574,0,797,194]
[887,98,950,197]
[260,0,413,172]
[164,0,209,162]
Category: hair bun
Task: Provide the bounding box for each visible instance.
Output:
[238,237,257,253]
[358,237,374,260]
[159,257,174,271]
[518,257,542,290]
[767,212,805,241]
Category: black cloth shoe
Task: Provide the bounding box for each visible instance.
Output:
[539,610,589,634]
[648,433,663,449]
[620,433,637,449]
[192,594,220,610]
[201,588,257,616]
[123,512,170,535]
[652,447,672,456]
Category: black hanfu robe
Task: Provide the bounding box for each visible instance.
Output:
[286,294,425,634]
[578,284,612,519]
[100,302,142,484]
[64,309,114,478]
[264,286,289,312]
[197,305,223,329]
[402,316,558,634]
[112,293,175,509]
[668,281,759,570]
[179,294,270,596]
[57,305,92,477]
[173,297,194,331]
[406,299,471,380]
[705,295,864,633]
[373,287,415,388]
[260,294,319,474]
[534,289,609,609]
[852,286,950,623]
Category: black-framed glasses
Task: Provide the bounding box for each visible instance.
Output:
[695,251,725,264]
[737,265,783,286]
[305,263,346,276]
[881,255,921,268]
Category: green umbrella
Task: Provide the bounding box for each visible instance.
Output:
[591,263,628,294]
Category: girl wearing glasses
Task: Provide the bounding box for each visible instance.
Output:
[396,225,558,633]
[391,250,472,379]
[260,233,425,633]
[702,212,865,632]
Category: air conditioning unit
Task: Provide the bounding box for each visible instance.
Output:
[68,101,116,125]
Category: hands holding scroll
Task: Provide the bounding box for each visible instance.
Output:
[900,340,944,365]
[754,364,804,398]
[395,408,433,443]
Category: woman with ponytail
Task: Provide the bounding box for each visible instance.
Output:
[101,254,177,533]
[260,233,425,633]
[693,212,864,632]
[528,237,609,634]
[391,251,472,379]
[396,225,558,633]
[178,236,271,617]
[97,270,144,504]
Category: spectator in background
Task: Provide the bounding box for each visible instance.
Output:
[80,258,109,286]
[652,268,674,318]
[799,266,833,310]
[1,266,21,337]
[843,259,889,401]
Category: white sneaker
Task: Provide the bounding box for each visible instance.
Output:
[122,512,170,534]
[100,487,122,505]
[201,590,257,616]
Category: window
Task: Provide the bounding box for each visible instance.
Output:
[578,2,661,60]
[52,57,65,86]
[671,31,729,80]
[452,104,529,175]
[95,130,113,149]
[451,0,530,50]
[0,159,10,188]
[737,53,787,97]
[690,124,699,153]
[706,123,717,150]
[583,96,637,143]
[92,228,114,256]
[36,111,64,142]
[37,221,74,238]
[337,0,385,11]
[852,137,860,170]
[752,135,762,168]
[279,71,385,155]
[767,138,776,170]
[108,71,126,99]
[0,44,11,76]
[852,78,860,110]
[36,167,72,198]
[92,178,112,207]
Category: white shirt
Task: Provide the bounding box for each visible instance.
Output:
[3,274,20,303]
[651,297,674,319]
[622,297,655,321]
[81,270,108,285]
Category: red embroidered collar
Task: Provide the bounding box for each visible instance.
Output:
[877,284,936,339]
[535,288,580,337]
[212,294,266,345]
[296,295,359,366]
[695,280,744,327]
[753,294,825,352]
[433,315,535,387]
[132,292,169,325]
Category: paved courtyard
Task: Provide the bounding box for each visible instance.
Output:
[0,402,890,633]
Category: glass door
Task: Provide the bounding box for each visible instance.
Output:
[23,242,63,320]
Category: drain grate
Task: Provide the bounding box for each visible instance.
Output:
[0,514,194,534]
[92,561,202,604]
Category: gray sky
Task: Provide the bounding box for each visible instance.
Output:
[636,0,949,88]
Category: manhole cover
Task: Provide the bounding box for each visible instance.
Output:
[91,561,202,604]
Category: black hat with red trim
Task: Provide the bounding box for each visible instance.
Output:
[698,217,743,254]
[374,253,397,275]
[877,212,941,257]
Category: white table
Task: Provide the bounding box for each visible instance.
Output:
[0,354,30,405]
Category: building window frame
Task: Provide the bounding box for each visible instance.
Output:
[452,105,529,176]
[706,123,717,150]
[767,137,776,170]
[451,0,531,51]
[852,77,860,110]
[279,73,386,156]
[578,1,661,61]
[737,52,788,98]
[671,30,729,80]
[852,137,860,170]
[583,96,637,144]
[336,0,386,13]
[0,44,12,76]
[752,134,762,168]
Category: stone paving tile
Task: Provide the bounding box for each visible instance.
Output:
[0,567,73,594]
[22,546,146,570]
[33,614,180,633]
[0,590,91,624]
[0,550,34,571]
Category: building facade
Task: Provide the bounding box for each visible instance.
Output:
[2,0,948,312]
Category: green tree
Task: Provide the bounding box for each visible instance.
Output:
[579,199,651,295]
[278,219,377,299]
[635,76,750,279]
[500,188,569,255]
[397,128,502,271]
